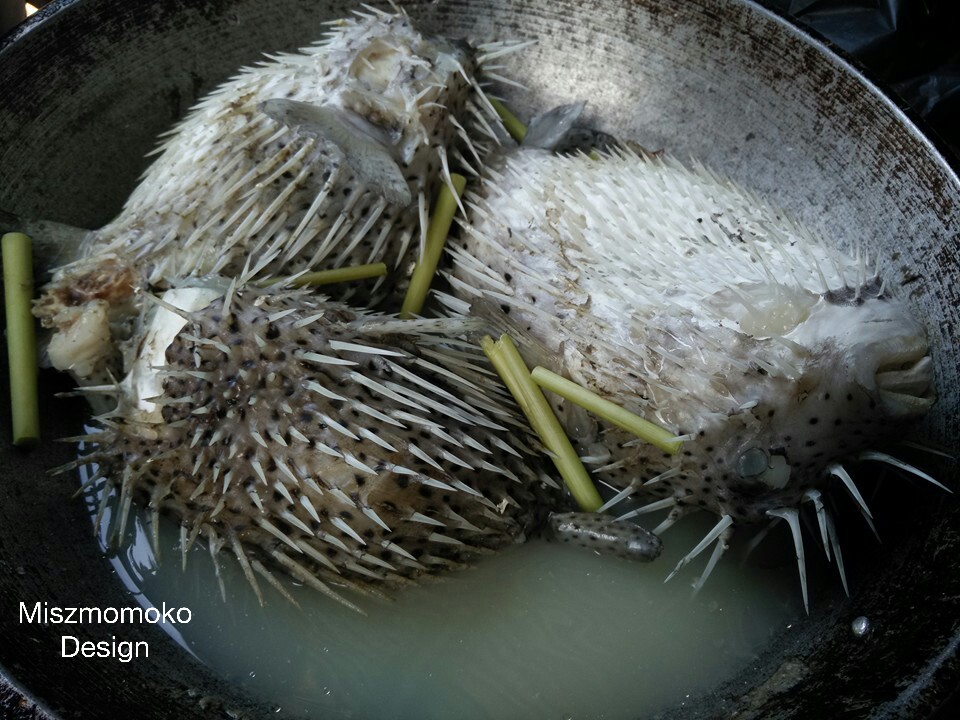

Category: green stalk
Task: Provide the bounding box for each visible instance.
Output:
[481,334,602,512]
[531,366,682,455]
[400,173,467,319]
[489,98,527,144]
[2,232,39,446]
[260,262,387,288]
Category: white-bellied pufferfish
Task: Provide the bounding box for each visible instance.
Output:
[444,146,941,608]
[31,6,522,383]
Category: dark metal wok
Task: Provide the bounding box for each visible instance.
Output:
[2,0,959,717]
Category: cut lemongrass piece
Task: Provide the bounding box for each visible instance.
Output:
[481,334,602,512]
[2,232,39,446]
[400,173,466,319]
[489,98,527,143]
[259,263,387,288]
[531,366,682,455]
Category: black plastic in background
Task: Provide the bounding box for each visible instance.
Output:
[766,0,960,160]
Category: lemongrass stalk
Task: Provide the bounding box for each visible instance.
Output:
[400,173,466,319]
[489,98,527,143]
[260,263,387,288]
[531,366,682,455]
[481,334,602,512]
[2,232,39,446]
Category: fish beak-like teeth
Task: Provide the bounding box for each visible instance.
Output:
[878,389,935,417]
[876,355,932,394]
[876,355,936,417]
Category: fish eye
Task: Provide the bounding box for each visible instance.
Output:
[737,447,769,479]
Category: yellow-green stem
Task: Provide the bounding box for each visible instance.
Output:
[2,232,39,446]
[481,334,602,512]
[489,98,528,144]
[400,174,467,319]
[531,366,682,454]
[259,263,387,288]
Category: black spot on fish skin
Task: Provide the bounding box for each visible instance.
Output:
[91,282,556,596]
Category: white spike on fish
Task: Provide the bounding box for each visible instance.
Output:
[449,139,941,601]
[767,508,809,613]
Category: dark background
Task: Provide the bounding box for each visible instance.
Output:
[767,0,960,162]
[763,7,960,719]
[1,0,959,717]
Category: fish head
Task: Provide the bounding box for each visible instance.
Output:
[698,281,936,520]
[792,283,935,419]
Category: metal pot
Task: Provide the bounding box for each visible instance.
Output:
[1,0,958,717]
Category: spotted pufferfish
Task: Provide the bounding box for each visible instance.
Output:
[36,9,626,613]
[61,141,944,612]
[443,144,942,608]
[40,14,943,610]
[31,5,521,383]
[64,281,563,612]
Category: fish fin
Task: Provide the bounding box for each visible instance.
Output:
[259,99,412,207]
[522,101,586,150]
[0,208,92,270]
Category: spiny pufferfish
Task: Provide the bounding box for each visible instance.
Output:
[33,5,520,383]
[38,10,943,612]
[444,145,940,607]
[67,282,559,612]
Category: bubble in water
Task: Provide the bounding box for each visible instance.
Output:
[851,616,871,637]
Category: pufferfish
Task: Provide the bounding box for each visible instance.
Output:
[444,146,942,608]
[65,281,564,612]
[31,6,521,383]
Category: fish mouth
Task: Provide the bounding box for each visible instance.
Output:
[875,344,936,417]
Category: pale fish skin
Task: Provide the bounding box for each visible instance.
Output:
[34,6,520,381]
[446,146,939,604]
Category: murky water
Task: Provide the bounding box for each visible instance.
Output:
[85,470,807,720]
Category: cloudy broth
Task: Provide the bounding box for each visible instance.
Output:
[86,471,807,720]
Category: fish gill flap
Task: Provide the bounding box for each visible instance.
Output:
[259,99,412,207]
